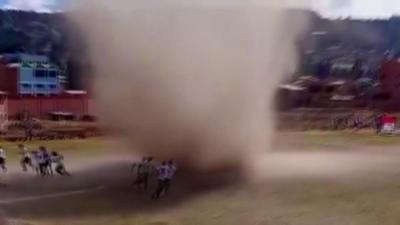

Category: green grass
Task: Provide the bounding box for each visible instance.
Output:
[4,132,400,225]
[18,178,400,225]
[275,131,400,150]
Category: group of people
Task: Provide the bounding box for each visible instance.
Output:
[131,157,177,199]
[0,144,70,177]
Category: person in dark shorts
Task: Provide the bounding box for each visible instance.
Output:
[19,144,32,172]
[132,157,146,186]
[0,147,7,172]
[38,146,52,176]
[152,161,168,200]
[44,149,53,176]
[132,157,153,190]
[132,157,146,173]
[31,150,41,175]
[51,151,70,176]
[164,160,177,195]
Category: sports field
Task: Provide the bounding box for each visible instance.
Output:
[2,132,400,225]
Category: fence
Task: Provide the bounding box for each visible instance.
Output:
[7,96,95,119]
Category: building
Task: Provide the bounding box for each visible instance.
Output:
[379,59,400,100]
[7,93,95,119]
[372,58,400,109]
[0,92,7,132]
[0,54,97,119]
[0,54,63,96]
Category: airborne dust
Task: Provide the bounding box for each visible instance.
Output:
[69,0,308,178]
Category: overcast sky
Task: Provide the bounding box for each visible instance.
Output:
[1,0,400,18]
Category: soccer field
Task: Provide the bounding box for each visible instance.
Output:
[2,132,400,225]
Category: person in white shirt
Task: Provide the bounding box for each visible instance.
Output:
[19,144,32,172]
[51,151,70,176]
[164,160,177,194]
[152,161,169,199]
[0,147,7,172]
[31,150,41,175]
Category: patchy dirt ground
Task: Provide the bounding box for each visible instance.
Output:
[2,132,400,225]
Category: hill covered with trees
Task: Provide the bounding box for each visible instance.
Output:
[0,10,87,89]
[1,9,400,88]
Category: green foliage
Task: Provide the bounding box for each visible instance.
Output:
[0,10,87,89]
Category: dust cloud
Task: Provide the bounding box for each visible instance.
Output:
[68,0,308,177]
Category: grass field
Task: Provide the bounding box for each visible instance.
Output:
[2,131,400,225]
[0,138,118,161]
[274,130,400,150]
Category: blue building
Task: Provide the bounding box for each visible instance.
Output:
[0,54,64,96]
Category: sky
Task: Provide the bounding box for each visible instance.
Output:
[0,0,61,12]
[0,0,400,18]
[314,0,400,18]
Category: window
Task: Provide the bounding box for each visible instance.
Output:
[49,71,57,78]
[34,70,47,78]
[36,84,45,88]
[21,84,31,89]
[49,84,57,89]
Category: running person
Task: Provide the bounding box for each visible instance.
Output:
[38,146,52,176]
[51,152,70,176]
[132,157,153,190]
[44,148,53,176]
[164,160,177,195]
[31,150,41,175]
[19,144,32,172]
[132,157,147,187]
[131,157,146,173]
[0,147,7,172]
[152,161,169,200]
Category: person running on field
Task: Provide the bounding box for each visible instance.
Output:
[152,161,169,200]
[44,148,53,176]
[37,147,46,176]
[0,147,7,172]
[19,144,32,172]
[132,157,146,186]
[132,157,153,190]
[31,150,41,175]
[164,160,177,195]
[51,152,70,176]
[38,146,52,176]
[131,157,146,173]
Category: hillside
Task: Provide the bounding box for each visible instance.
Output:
[0,10,88,89]
[0,9,400,88]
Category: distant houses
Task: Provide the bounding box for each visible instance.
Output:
[279,57,400,111]
[0,54,94,130]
